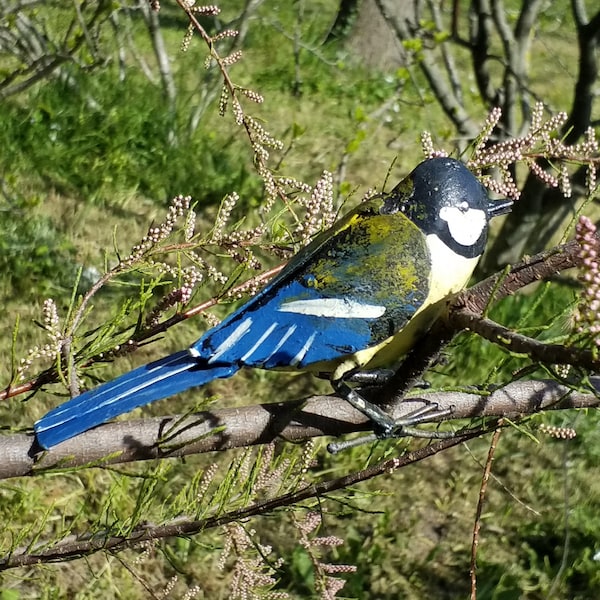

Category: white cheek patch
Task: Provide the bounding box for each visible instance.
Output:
[439,206,487,246]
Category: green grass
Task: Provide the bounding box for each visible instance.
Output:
[0,72,262,207]
[0,192,78,297]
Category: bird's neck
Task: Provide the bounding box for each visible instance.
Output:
[424,233,480,305]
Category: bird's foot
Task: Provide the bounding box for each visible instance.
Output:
[327,390,456,454]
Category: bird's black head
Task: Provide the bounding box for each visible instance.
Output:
[381,157,513,258]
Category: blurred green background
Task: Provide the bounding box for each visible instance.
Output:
[0,1,599,598]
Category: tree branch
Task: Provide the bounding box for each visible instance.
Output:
[465,236,584,311]
[469,0,498,105]
[2,377,598,480]
[0,431,479,570]
[375,0,479,138]
[565,4,600,143]
[450,309,598,369]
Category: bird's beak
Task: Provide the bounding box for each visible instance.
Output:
[487,198,513,218]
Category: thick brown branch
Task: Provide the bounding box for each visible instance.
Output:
[460,237,584,313]
[2,373,599,567]
[2,378,598,480]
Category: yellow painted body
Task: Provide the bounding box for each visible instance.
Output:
[284,197,481,378]
[328,233,479,378]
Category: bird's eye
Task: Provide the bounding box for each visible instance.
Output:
[458,201,469,213]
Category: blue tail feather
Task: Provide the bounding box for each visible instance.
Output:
[34,350,238,449]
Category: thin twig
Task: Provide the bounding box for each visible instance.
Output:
[470,422,504,599]
[0,264,284,402]
[0,431,481,570]
[450,310,599,370]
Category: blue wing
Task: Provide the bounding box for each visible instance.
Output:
[193,280,382,369]
[195,198,430,369]
[35,198,430,448]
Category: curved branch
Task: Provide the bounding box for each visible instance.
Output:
[463,236,584,311]
[449,309,598,369]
